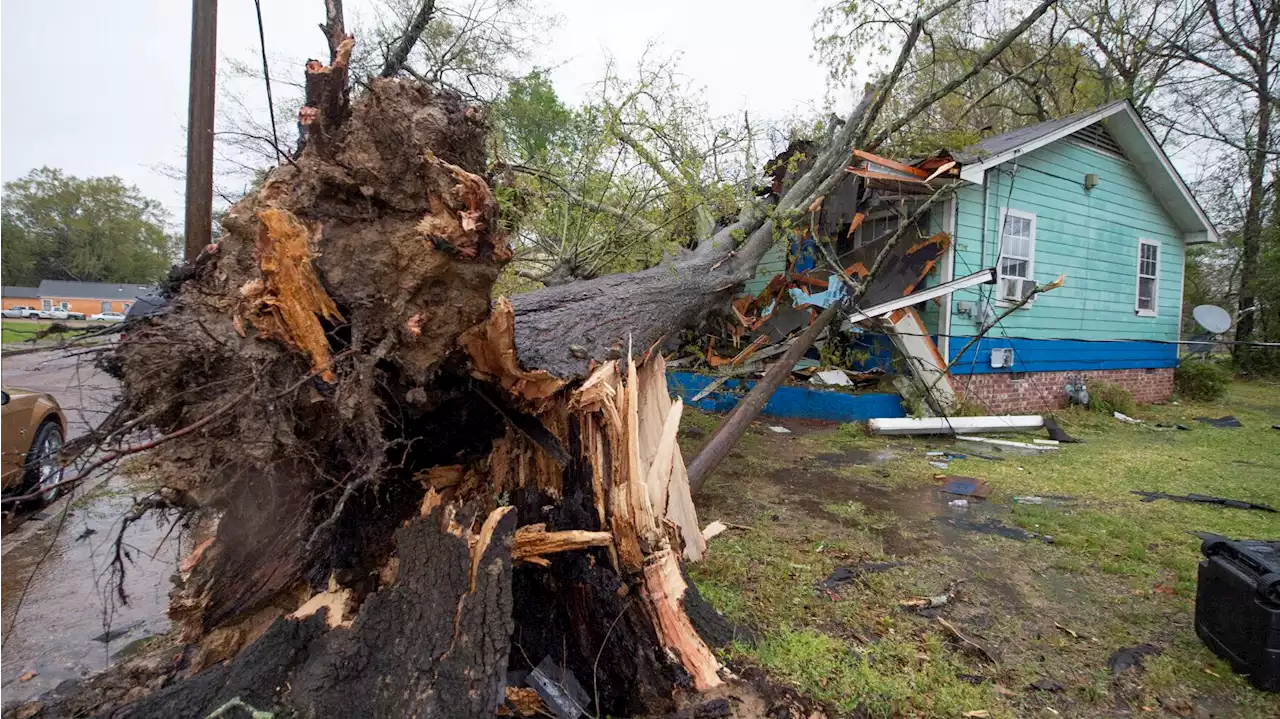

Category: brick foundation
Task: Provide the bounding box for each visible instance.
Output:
[953,367,1174,414]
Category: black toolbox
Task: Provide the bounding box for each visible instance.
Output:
[1195,535,1280,692]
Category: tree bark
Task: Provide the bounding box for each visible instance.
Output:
[380,0,437,78]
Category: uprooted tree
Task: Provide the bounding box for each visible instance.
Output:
[8,2,1062,717]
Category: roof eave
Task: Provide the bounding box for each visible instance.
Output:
[954,102,1218,244]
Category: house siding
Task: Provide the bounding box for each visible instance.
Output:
[1,296,40,310]
[947,139,1184,378]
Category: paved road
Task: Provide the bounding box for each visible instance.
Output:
[3,349,118,440]
[1,347,180,707]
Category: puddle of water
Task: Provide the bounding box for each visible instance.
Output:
[0,480,186,706]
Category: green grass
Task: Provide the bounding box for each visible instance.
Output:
[1,318,89,345]
[685,382,1280,718]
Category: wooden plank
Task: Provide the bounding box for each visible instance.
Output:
[852,149,931,178]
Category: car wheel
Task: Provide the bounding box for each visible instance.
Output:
[24,421,64,504]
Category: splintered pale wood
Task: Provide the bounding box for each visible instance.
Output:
[512,524,613,564]
[289,588,352,628]
[239,207,344,381]
[625,357,659,541]
[641,548,723,690]
[459,297,566,406]
[634,353,704,561]
[642,399,683,523]
[667,443,706,561]
[470,506,515,591]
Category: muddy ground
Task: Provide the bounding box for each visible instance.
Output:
[687,382,1280,718]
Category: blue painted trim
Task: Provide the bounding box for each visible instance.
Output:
[667,371,905,422]
[948,338,1178,375]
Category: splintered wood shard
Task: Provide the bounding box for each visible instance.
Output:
[239,206,343,381]
[512,524,613,565]
[459,297,567,406]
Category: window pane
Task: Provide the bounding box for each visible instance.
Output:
[1002,215,1020,236]
[1001,258,1028,278]
[1138,277,1155,309]
[1011,237,1030,258]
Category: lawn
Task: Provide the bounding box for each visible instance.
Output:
[685,381,1280,718]
[1,318,91,345]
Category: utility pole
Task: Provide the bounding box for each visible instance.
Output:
[184,0,218,262]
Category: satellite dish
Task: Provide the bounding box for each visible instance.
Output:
[1193,305,1233,334]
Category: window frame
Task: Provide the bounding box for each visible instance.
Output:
[1135,238,1159,317]
[995,207,1037,307]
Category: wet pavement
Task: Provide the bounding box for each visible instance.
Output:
[0,476,185,706]
[2,348,181,707]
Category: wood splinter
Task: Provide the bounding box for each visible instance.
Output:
[512,523,613,566]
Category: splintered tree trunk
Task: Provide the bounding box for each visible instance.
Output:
[22,37,730,719]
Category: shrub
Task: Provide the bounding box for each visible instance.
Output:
[1175,358,1231,401]
[1087,381,1137,416]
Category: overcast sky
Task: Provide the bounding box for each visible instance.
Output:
[2,0,835,225]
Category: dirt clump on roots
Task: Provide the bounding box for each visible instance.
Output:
[113,77,510,639]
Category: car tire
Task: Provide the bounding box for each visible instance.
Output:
[23,421,64,505]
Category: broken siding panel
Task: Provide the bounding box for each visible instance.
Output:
[948,139,1184,344]
[742,243,787,297]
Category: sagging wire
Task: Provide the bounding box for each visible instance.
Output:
[253,0,282,164]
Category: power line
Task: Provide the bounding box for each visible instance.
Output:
[249,0,280,162]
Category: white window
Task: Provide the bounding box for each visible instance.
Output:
[1136,239,1159,316]
[101,301,112,313]
[60,301,69,310]
[41,299,52,311]
[997,208,1036,303]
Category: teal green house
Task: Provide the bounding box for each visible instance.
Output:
[744,100,1217,414]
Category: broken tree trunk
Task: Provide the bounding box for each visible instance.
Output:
[24,34,732,718]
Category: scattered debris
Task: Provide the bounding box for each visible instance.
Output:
[810,369,853,386]
[1030,677,1065,692]
[527,656,590,719]
[1054,623,1086,641]
[1032,438,1059,446]
[1113,411,1142,424]
[818,561,905,591]
[1194,415,1243,428]
[18,670,37,682]
[957,674,987,685]
[869,415,1045,435]
[949,499,969,508]
[1012,496,1044,505]
[700,520,750,542]
[499,686,547,717]
[1043,416,1082,443]
[690,375,731,402]
[1108,644,1163,674]
[768,426,792,434]
[1132,491,1277,513]
[74,527,98,542]
[1154,423,1192,431]
[902,594,952,609]
[962,711,991,718]
[701,521,729,542]
[957,436,1058,455]
[929,460,950,470]
[937,617,999,664]
[939,476,993,499]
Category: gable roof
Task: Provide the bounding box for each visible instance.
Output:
[2,286,40,298]
[954,100,1218,244]
[37,280,155,300]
